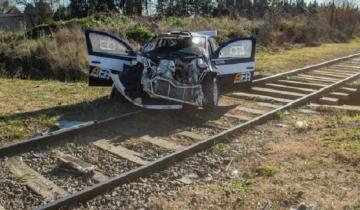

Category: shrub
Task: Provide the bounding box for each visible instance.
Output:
[126,23,155,44]
[0,26,87,81]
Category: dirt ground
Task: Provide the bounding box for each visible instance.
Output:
[141,109,360,210]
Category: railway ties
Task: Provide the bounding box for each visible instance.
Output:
[229,63,360,106]
[0,53,360,210]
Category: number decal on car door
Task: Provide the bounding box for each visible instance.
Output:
[234,72,251,83]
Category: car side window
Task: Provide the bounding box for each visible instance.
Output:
[89,33,128,55]
[218,40,253,59]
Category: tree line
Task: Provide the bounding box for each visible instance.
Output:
[0,0,359,24]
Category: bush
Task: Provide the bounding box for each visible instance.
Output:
[126,24,155,44]
[0,27,87,81]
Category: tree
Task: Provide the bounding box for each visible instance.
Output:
[23,0,53,23]
[0,0,21,14]
[54,5,69,20]
[69,0,119,18]
[253,0,270,17]
[295,0,307,14]
[308,0,319,14]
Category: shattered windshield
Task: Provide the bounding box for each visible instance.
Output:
[152,36,206,56]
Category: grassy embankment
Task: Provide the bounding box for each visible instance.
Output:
[1,37,360,144]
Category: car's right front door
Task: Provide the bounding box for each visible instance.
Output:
[211,38,256,89]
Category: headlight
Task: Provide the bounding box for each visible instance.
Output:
[197,58,208,69]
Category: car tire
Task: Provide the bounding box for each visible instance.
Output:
[202,75,219,109]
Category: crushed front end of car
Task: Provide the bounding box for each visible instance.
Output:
[115,33,218,109]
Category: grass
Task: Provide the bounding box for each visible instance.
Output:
[0,114,59,142]
[323,114,360,159]
[12,173,34,183]
[0,79,110,143]
[224,179,253,191]
[0,79,109,115]
[275,111,285,120]
[257,163,281,177]
[256,37,360,76]
[212,143,230,155]
[300,157,331,171]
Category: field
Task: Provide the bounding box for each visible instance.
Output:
[257,37,360,76]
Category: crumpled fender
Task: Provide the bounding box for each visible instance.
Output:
[110,73,183,110]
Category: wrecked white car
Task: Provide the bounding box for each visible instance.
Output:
[85,30,256,109]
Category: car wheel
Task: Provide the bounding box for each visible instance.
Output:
[203,75,219,109]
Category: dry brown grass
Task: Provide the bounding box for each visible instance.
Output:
[0,78,111,144]
[0,26,88,81]
[145,111,360,210]
[256,37,360,76]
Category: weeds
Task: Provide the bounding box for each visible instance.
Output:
[300,157,330,170]
[0,115,58,142]
[353,114,360,123]
[126,24,155,44]
[152,145,168,156]
[275,111,285,120]
[257,163,281,177]
[212,143,229,156]
[2,127,26,141]
[226,179,253,191]
[346,128,360,141]
[12,173,34,182]
[323,119,360,160]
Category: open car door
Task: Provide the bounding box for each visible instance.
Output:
[85,30,137,86]
[212,38,256,89]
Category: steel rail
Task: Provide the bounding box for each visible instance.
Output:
[35,71,360,210]
[0,110,144,158]
[253,52,360,84]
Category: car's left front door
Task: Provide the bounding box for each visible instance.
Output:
[85,30,137,86]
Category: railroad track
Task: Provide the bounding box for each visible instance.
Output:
[1,53,360,210]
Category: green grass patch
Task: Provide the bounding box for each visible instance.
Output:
[300,157,330,171]
[12,173,34,183]
[275,111,285,120]
[224,179,253,191]
[353,114,360,123]
[257,163,281,177]
[323,119,360,159]
[2,127,26,141]
[0,115,59,142]
[212,143,230,155]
